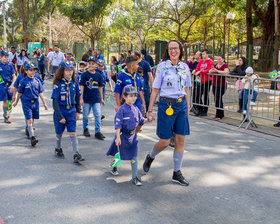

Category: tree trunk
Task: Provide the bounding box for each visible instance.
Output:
[246,0,253,62]
[183,44,188,63]
[90,37,96,50]
[273,0,280,70]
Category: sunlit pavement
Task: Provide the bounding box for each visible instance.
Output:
[0,80,279,224]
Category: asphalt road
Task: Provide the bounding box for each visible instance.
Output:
[0,80,280,224]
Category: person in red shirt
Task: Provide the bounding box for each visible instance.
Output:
[192,49,213,116]
[209,55,230,120]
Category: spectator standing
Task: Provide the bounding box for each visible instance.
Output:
[209,55,229,120]
[15,49,29,74]
[231,57,248,113]
[141,49,155,68]
[110,56,118,83]
[47,45,65,78]
[192,49,213,116]
[87,48,93,56]
[187,56,194,71]
[8,47,17,66]
[37,50,46,80]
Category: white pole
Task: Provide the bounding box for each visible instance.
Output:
[3,1,7,48]
[49,12,52,48]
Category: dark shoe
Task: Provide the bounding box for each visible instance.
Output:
[172,170,189,186]
[4,116,11,124]
[95,132,105,140]
[83,129,90,137]
[55,148,64,158]
[132,176,142,186]
[199,112,207,116]
[273,122,280,127]
[110,167,119,176]
[237,109,243,113]
[101,115,105,120]
[143,154,154,173]
[73,153,85,163]
[25,127,30,139]
[31,136,38,147]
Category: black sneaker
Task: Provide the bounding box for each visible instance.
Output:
[110,167,119,176]
[83,129,90,137]
[101,115,105,120]
[132,176,142,186]
[273,122,280,127]
[172,170,189,186]
[31,136,38,147]
[95,132,105,140]
[55,148,64,158]
[73,153,85,163]
[143,154,154,173]
[4,116,11,124]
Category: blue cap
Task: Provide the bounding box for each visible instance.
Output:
[0,50,9,56]
[59,60,74,69]
[24,61,37,70]
[87,56,97,62]
[124,85,138,94]
[79,61,87,66]
[96,59,105,66]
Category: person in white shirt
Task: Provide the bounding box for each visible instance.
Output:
[47,45,65,77]
[241,66,259,114]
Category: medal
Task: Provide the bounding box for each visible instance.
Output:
[166,105,174,116]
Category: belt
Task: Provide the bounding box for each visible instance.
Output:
[120,129,135,135]
[160,96,185,103]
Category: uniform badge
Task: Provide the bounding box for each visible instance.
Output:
[166,105,174,116]
[167,81,172,87]
[163,67,167,71]
[182,72,187,76]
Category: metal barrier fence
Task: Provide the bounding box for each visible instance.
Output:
[190,73,280,129]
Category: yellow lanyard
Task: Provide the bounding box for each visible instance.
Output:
[123,71,137,89]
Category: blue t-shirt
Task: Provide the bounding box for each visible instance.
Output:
[138,60,152,90]
[79,70,103,104]
[14,73,44,89]
[0,61,15,85]
[18,76,44,101]
[95,68,109,86]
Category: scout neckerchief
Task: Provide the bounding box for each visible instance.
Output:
[62,78,72,109]
[123,70,137,89]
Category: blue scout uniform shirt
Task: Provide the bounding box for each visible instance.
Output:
[14,73,44,89]
[138,60,152,91]
[0,61,16,85]
[52,79,81,107]
[153,60,192,99]
[79,70,103,104]
[18,76,44,101]
[95,68,109,86]
[114,69,143,99]
[115,103,144,131]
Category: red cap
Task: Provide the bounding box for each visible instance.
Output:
[48,48,52,51]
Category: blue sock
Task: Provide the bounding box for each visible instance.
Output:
[150,146,159,159]
[131,157,138,179]
[70,135,79,154]
[173,151,183,172]
[56,134,62,149]
[28,125,34,137]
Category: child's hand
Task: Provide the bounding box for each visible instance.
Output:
[115,137,121,146]
[80,98,84,106]
[101,99,105,106]
[44,104,48,110]
[76,112,80,120]
[13,102,18,107]
[148,112,155,122]
[115,105,120,112]
[59,118,66,124]
[110,88,114,93]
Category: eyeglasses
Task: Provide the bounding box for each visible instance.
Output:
[168,47,180,51]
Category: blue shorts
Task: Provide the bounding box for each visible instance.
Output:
[157,98,190,139]
[22,99,39,120]
[0,84,13,101]
[53,106,76,134]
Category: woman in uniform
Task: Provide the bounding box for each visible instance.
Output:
[143,40,192,186]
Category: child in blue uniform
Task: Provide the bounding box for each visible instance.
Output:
[77,61,87,82]
[51,61,84,163]
[0,50,16,123]
[13,61,48,146]
[13,61,44,138]
[79,56,105,140]
[106,85,148,186]
[96,59,113,120]
[114,55,145,115]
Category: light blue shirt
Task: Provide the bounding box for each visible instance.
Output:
[49,51,65,67]
[8,52,16,64]
[153,60,192,99]
[16,55,29,66]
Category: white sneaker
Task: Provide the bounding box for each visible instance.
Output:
[110,167,119,176]
[242,110,247,115]
[250,101,256,106]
